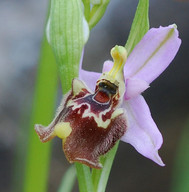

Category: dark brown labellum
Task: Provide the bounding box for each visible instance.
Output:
[35,78,127,169]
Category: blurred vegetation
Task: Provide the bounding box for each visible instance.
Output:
[171,118,189,192]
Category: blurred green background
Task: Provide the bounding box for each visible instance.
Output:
[0,0,189,191]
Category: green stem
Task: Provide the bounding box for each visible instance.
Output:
[23,36,58,192]
[92,142,119,192]
[75,163,94,192]
[58,165,76,192]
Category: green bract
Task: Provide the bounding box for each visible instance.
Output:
[125,0,149,55]
[88,0,110,29]
[47,0,89,93]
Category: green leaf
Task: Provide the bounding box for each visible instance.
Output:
[49,0,89,93]
[125,0,149,55]
[23,36,58,192]
[75,163,94,192]
[58,166,76,192]
[92,142,119,192]
[171,118,189,192]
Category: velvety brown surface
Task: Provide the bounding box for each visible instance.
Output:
[60,79,126,168]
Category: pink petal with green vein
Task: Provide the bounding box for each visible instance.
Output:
[124,25,181,83]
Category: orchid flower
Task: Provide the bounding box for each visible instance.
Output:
[35,24,181,168]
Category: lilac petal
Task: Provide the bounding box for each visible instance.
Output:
[102,60,114,72]
[79,50,101,91]
[121,95,165,166]
[125,78,149,100]
[124,25,181,83]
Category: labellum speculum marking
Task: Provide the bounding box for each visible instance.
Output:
[35,46,128,169]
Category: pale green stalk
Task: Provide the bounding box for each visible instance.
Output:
[75,163,94,192]
[92,142,119,192]
[58,166,76,192]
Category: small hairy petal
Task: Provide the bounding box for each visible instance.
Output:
[121,95,165,166]
[102,60,114,72]
[124,25,181,83]
[79,69,101,91]
[124,78,149,100]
